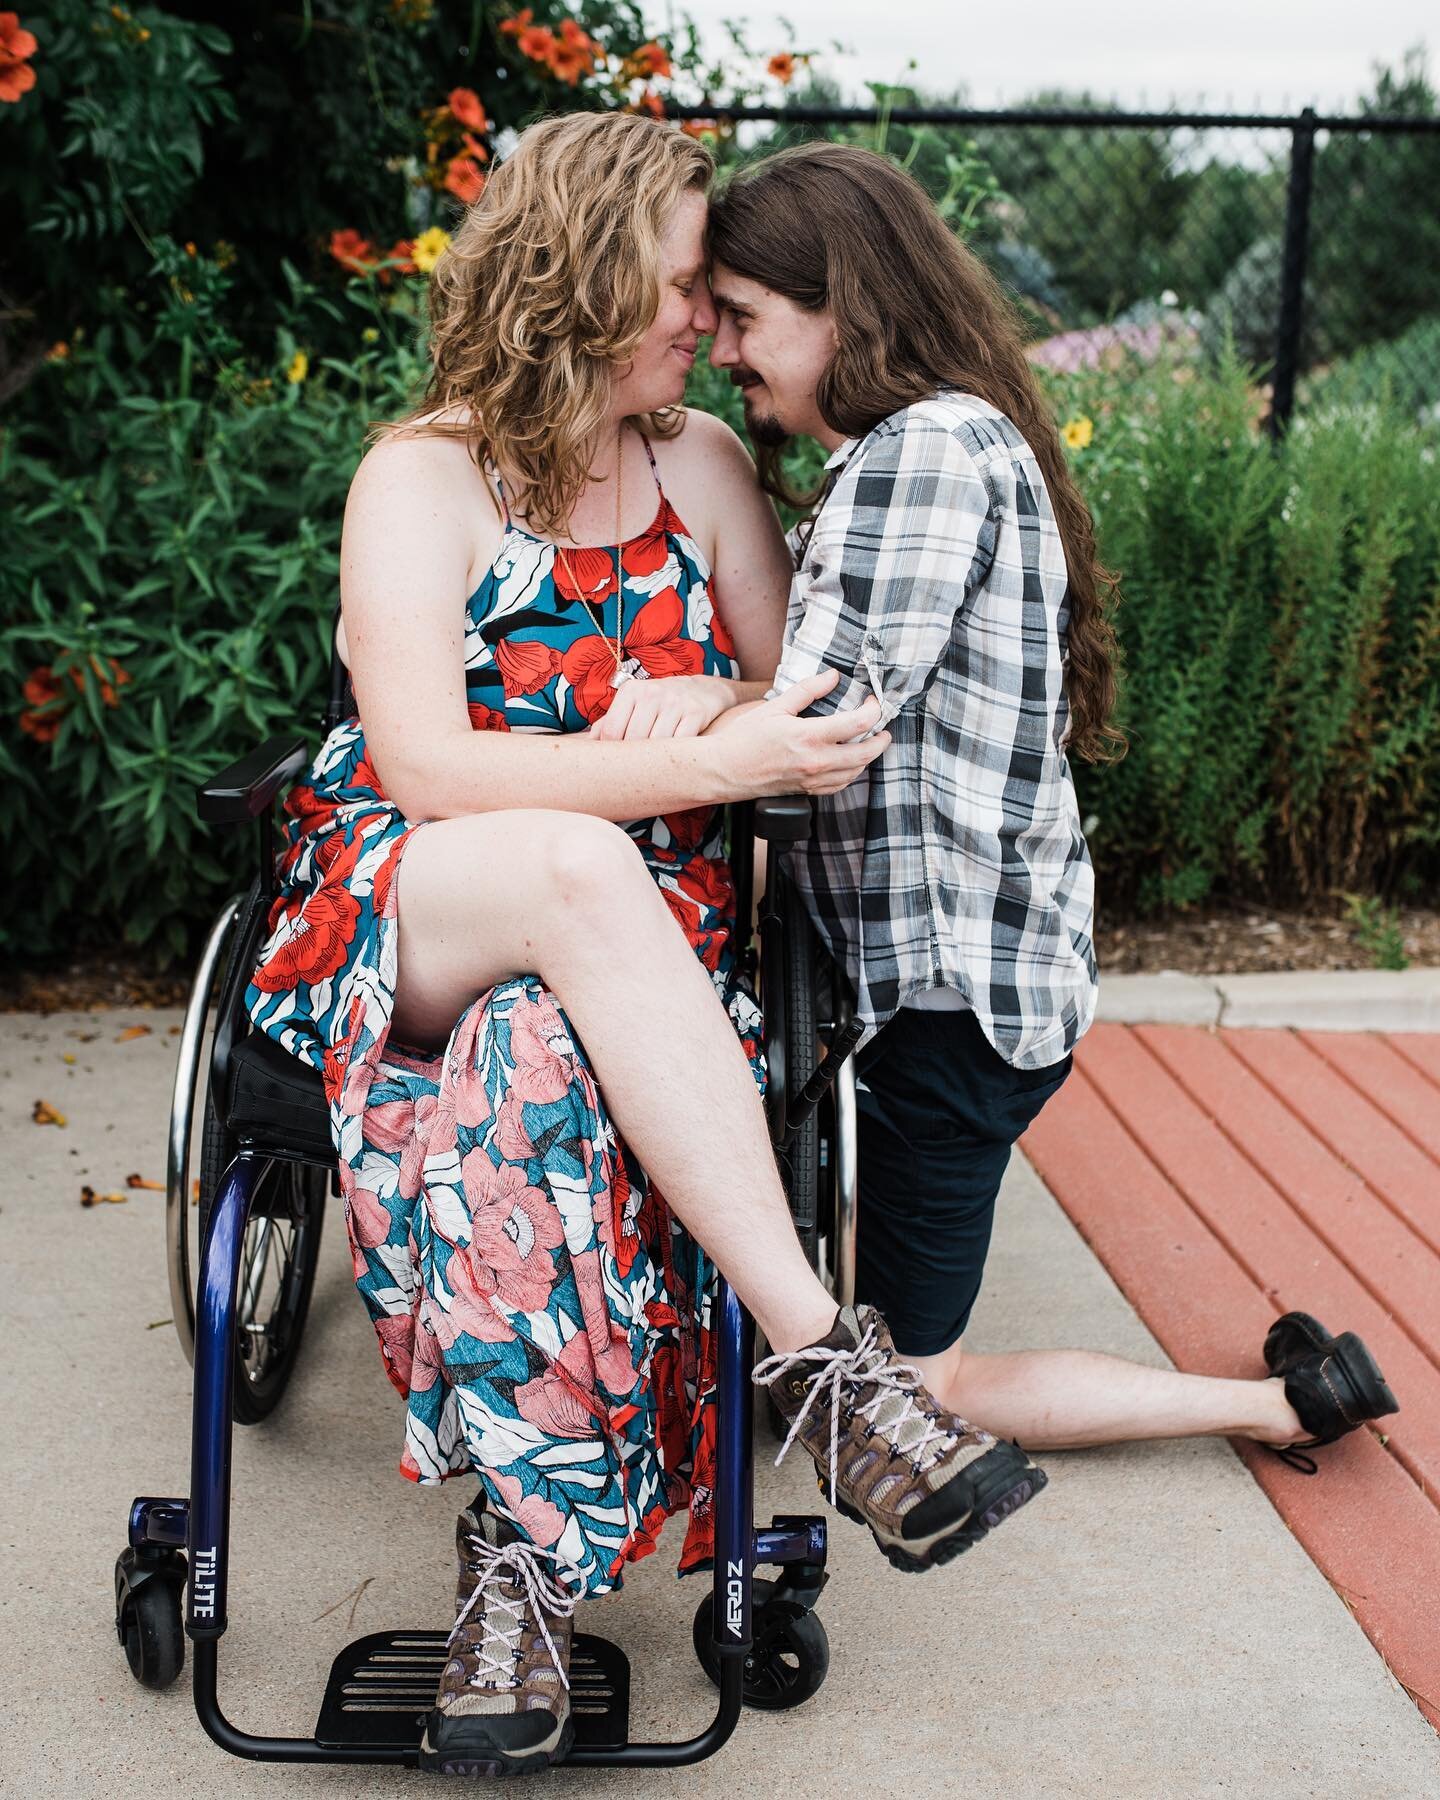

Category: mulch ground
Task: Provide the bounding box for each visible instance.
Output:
[1100,903,1440,977]
[1023,1022,1440,1733]
[4,902,1439,1013]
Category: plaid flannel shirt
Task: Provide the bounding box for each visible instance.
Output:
[766,389,1098,1070]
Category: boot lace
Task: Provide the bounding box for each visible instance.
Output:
[451,1530,581,1694]
[753,1318,991,1504]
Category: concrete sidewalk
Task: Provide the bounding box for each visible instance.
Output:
[1097,966,1440,1032]
[3,1008,1438,1798]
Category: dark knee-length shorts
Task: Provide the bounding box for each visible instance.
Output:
[853,1006,1072,1358]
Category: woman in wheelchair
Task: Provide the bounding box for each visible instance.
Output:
[243,112,1043,1776]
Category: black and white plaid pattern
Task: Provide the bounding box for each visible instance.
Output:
[766,391,1097,1070]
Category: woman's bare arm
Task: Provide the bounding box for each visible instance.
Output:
[680,415,788,708]
[340,434,884,821]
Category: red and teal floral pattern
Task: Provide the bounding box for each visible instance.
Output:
[245,439,761,1596]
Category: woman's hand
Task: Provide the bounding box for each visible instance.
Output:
[589,672,737,741]
[701,668,891,798]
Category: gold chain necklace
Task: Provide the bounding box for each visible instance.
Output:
[554,423,635,689]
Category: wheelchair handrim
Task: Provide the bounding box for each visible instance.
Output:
[167,892,244,1368]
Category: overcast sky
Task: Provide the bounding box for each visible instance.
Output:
[660,1,1433,114]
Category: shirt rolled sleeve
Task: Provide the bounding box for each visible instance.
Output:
[766,417,999,739]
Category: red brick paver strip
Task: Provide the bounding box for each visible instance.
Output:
[1022,1024,1440,1731]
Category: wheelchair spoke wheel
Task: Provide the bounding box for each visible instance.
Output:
[200,1098,326,1425]
[232,1159,324,1416]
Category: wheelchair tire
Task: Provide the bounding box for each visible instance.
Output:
[691,1577,830,1710]
[771,869,822,1266]
[115,1548,186,1691]
[199,1100,326,1425]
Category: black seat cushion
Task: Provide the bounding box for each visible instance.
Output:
[226,1030,336,1167]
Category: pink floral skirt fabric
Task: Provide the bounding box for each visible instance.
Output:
[246,721,764,1598]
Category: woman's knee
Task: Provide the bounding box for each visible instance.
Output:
[392,811,652,1018]
[534,813,650,915]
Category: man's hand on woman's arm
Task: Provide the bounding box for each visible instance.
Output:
[699,670,890,795]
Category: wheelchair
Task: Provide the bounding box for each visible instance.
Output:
[115,619,863,1770]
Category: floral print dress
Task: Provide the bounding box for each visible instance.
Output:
[244,432,763,1599]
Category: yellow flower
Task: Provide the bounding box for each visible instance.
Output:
[411,225,452,273]
[286,350,309,384]
[362,326,380,344]
[1062,415,1094,450]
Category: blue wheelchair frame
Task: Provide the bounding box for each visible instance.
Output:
[119,632,860,1766]
[130,1172,826,1766]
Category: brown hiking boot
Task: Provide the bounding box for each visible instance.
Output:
[418,1502,581,1777]
[753,1303,1047,1573]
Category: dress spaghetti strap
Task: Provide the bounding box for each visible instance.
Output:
[635,428,663,496]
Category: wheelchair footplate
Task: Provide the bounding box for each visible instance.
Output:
[315,1630,628,1753]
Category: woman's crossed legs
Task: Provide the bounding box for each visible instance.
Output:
[390,807,838,1357]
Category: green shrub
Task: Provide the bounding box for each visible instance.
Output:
[1051,351,1440,912]
[1,250,429,962]
[1047,351,1285,909]
[1,2,698,386]
[1301,315,1440,428]
[1267,400,1440,896]
[1200,233,1283,370]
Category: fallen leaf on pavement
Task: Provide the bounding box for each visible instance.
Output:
[81,1186,128,1207]
[116,1025,152,1042]
[33,1100,67,1126]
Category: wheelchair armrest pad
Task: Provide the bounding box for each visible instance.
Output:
[752,795,813,843]
[198,735,310,825]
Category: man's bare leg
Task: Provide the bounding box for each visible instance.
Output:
[908,1342,1307,1450]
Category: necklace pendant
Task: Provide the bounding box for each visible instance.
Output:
[609,658,648,689]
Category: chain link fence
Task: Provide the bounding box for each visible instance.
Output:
[672,103,1440,433]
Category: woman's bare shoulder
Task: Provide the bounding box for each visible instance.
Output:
[346,405,501,542]
[356,402,478,483]
[648,406,760,502]
[339,404,502,663]
[659,404,751,462]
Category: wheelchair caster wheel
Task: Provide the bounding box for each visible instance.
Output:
[115,1547,187,1690]
[691,1576,830,1711]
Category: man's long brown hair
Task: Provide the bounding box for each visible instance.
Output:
[708,141,1124,763]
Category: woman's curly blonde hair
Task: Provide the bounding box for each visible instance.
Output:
[379,112,712,535]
